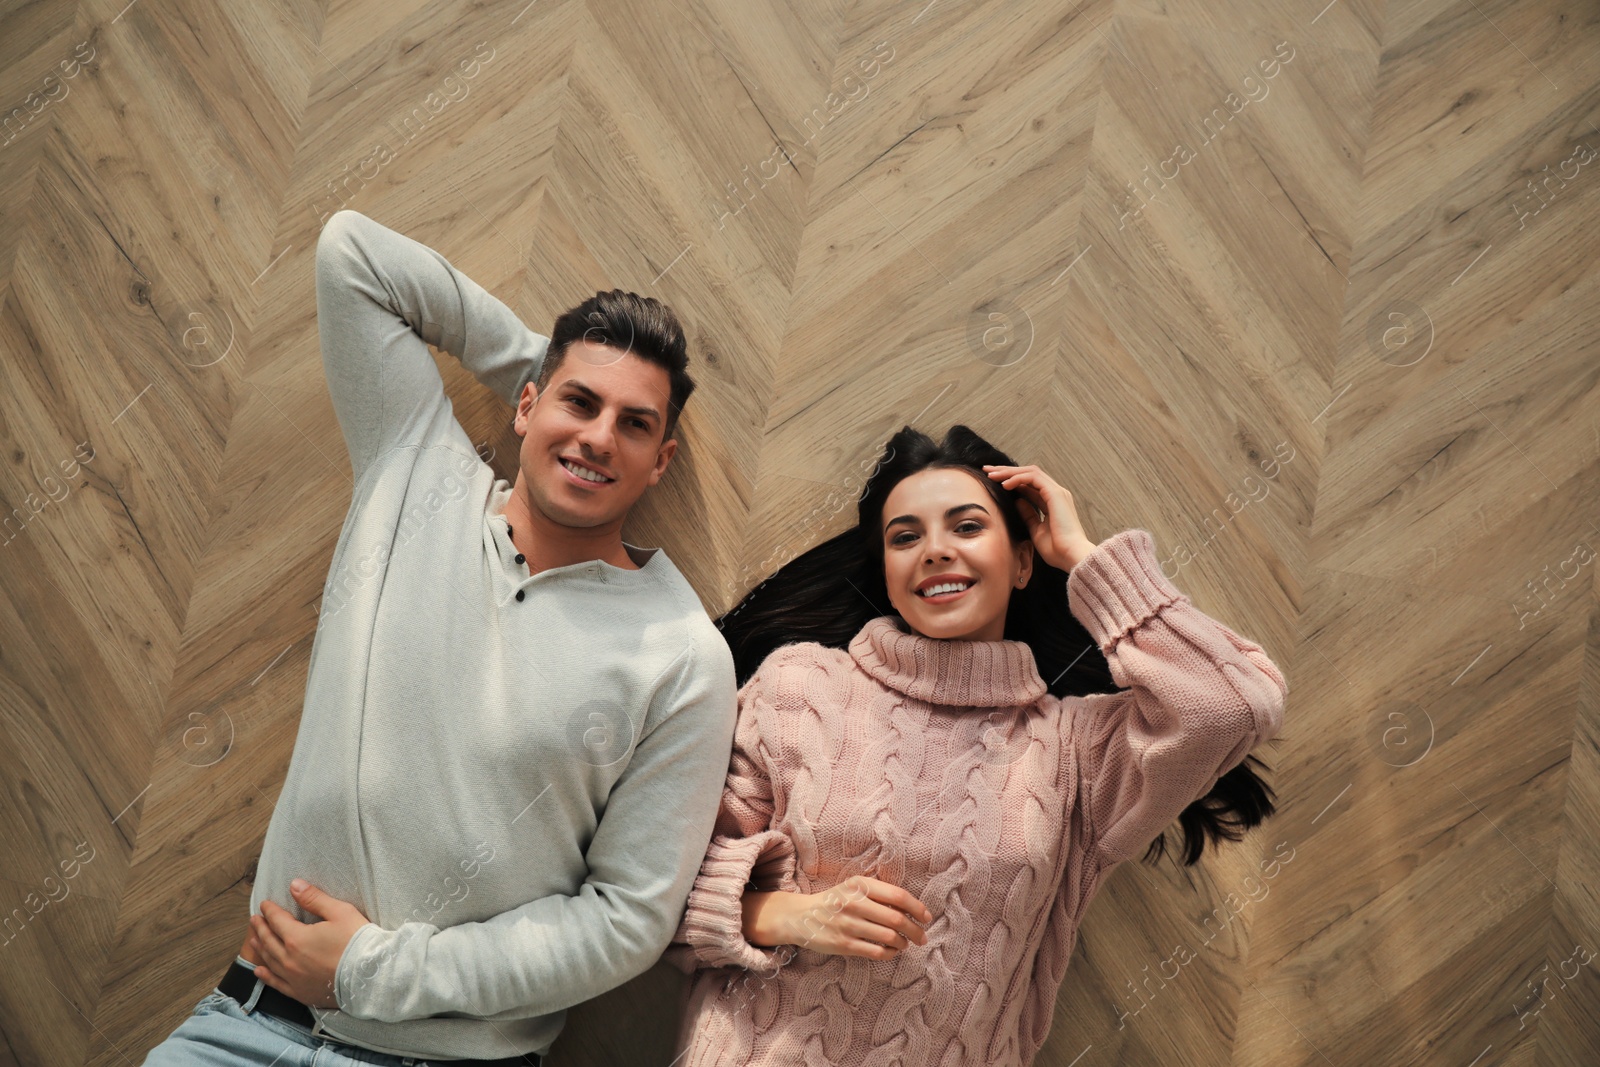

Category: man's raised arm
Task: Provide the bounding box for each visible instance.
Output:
[314,209,548,484]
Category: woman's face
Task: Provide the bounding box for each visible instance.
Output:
[880,467,1033,642]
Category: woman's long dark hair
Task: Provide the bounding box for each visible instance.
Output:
[715,424,1277,867]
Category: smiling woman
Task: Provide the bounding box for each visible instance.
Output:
[716,426,1122,702]
[663,422,1288,1067]
[881,462,1097,643]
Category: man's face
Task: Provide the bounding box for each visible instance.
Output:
[512,340,677,529]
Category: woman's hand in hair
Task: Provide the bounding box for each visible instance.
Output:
[981,464,1096,571]
[755,875,933,961]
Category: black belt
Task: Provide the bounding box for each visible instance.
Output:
[218,961,543,1066]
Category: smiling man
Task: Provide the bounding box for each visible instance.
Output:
[140,209,737,1066]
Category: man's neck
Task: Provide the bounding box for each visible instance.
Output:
[502,485,641,573]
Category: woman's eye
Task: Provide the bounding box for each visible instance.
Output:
[891,522,981,546]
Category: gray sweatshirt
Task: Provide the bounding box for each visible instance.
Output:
[246,208,736,1060]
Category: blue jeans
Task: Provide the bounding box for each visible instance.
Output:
[141,957,456,1066]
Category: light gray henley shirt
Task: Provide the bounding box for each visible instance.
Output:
[245,208,737,1060]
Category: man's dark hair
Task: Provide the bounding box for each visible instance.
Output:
[537,289,696,442]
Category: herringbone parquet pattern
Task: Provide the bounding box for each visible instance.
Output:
[1,0,1596,1064]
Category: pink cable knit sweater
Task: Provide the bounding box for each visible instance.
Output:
[662,528,1288,1066]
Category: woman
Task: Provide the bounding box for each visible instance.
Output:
[661,424,1288,1067]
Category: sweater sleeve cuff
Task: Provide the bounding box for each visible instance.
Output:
[1067,529,1187,650]
[333,921,392,1018]
[671,831,799,974]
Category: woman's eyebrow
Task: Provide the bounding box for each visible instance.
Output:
[884,503,990,530]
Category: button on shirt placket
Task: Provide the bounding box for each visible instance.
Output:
[507,522,527,601]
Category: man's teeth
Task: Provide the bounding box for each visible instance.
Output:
[918,581,972,598]
[561,459,611,483]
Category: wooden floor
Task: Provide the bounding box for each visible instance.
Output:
[1,0,1597,1063]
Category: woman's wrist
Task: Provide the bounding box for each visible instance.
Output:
[1063,537,1098,571]
[741,890,788,947]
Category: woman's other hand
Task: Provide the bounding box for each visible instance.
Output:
[982,464,1096,571]
[749,876,933,961]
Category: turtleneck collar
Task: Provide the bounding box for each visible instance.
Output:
[847,615,1049,708]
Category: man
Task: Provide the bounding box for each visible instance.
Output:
[142,209,738,1065]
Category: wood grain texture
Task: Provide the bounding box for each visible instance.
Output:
[0,0,1596,1064]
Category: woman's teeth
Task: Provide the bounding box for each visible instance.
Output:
[918,581,972,598]
[561,459,612,483]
